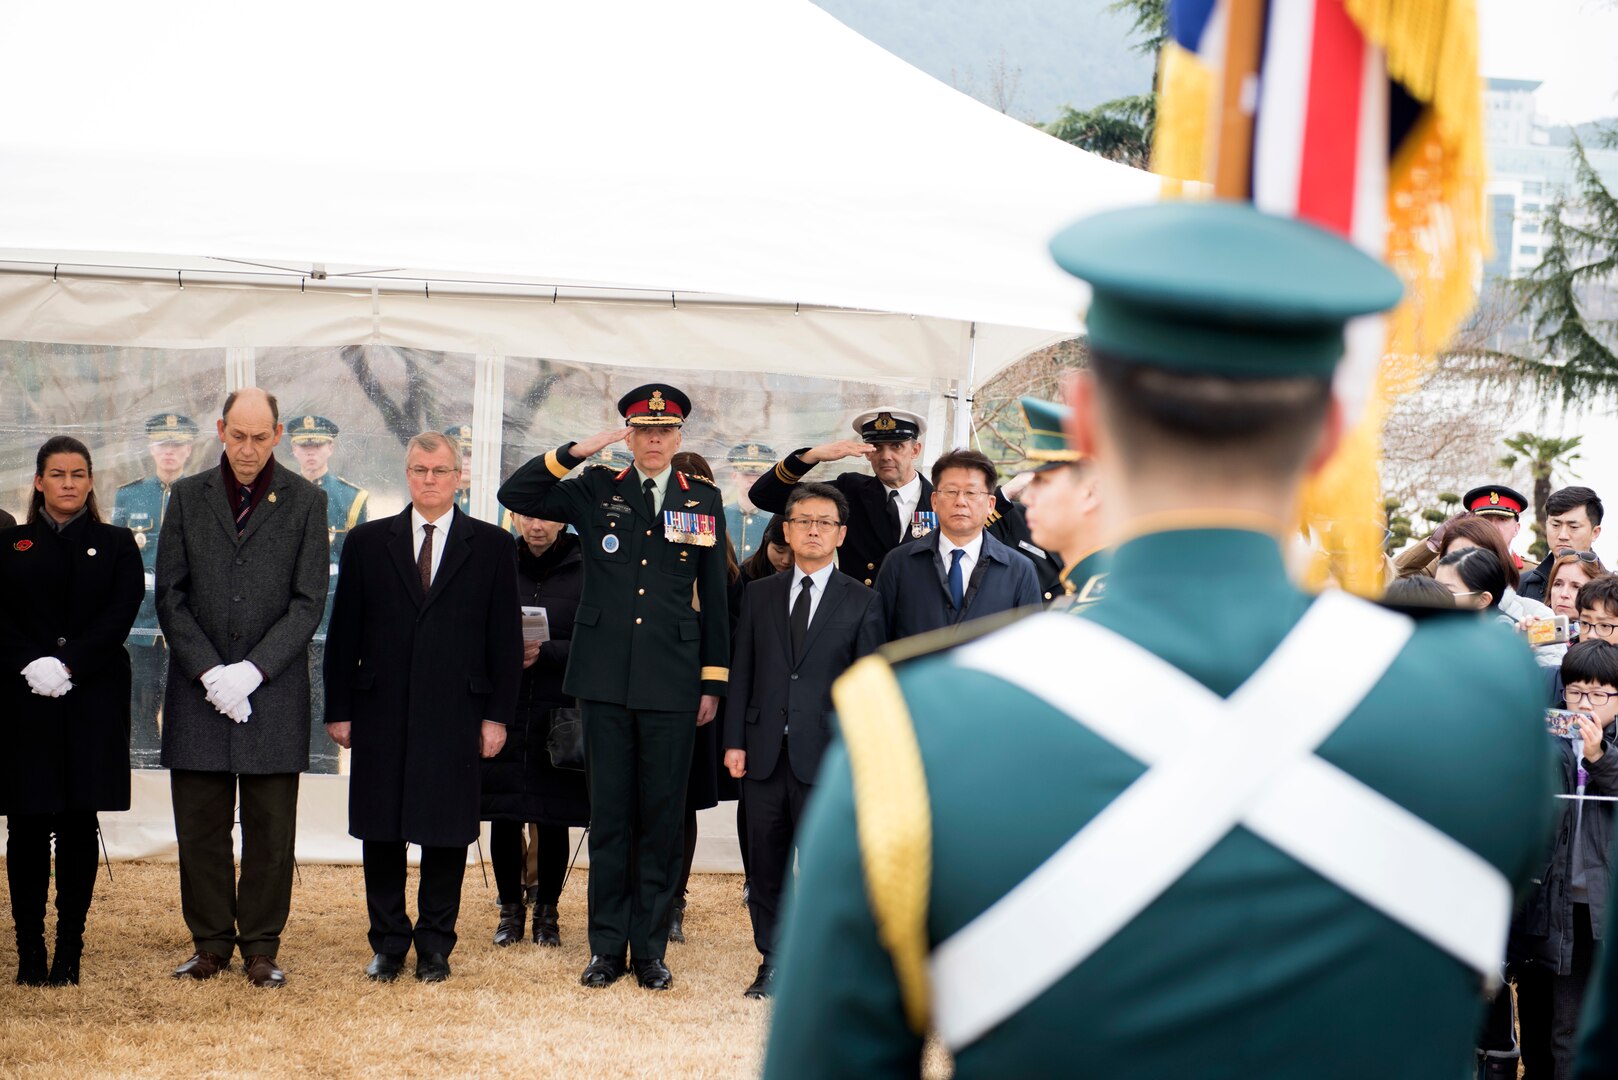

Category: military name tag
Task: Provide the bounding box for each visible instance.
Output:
[910,511,937,538]
[663,511,717,547]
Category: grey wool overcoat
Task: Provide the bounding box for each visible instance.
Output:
[156,457,329,774]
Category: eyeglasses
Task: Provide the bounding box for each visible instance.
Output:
[407,466,459,479]
[785,517,842,532]
[1557,548,1601,564]
[1567,687,1615,706]
[935,489,991,503]
[1584,620,1618,639]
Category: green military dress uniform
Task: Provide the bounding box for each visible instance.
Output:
[289,415,370,773]
[725,442,776,560]
[447,424,521,537]
[1051,547,1109,613]
[110,412,199,768]
[497,384,730,970]
[764,203,1560,1078]
[1018,394,1107,611]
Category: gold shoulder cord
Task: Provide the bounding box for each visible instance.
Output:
[831,655,932,1034]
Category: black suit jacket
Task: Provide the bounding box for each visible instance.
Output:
[748,451,934,588]
[725,569,884,784]
[324,506,522,847]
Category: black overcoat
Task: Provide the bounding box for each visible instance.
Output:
[0,516,143,814]
[324,506,522,847]
[481,533,590,827]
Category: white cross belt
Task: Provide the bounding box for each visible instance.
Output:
[929,592,1513,1051]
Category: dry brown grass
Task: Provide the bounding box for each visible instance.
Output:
[0,860,769,1079]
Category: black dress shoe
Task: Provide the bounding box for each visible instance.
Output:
[667,899,687,944]
[743,963,776,1000]
[493,902,525,947]
[364,952,407,982]
[532,903,561,947]
[580,954,626,988]
[633,957,673,991]
[415,952,451,983]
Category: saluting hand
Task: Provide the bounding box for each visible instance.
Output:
[724,749,747,779]
[480,720,507,758]
[803,439,874,465]
[571,427,630,459]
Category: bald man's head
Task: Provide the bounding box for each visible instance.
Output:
[217,387,284,484]
[222,387,280,426]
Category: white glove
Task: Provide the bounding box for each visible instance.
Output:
[22,657,72,697]
[227,698,252,724]
[202,662,263,715]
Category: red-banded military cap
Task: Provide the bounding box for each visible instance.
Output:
[617,383,690,427]
[1463,484,1527,519]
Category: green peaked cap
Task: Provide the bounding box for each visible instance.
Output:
[1049,201,1404,378]
[1017,396,1080,468]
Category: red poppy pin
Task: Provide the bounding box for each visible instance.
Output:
[13,539,32,551]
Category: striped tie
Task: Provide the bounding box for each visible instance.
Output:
[235,485,253,532]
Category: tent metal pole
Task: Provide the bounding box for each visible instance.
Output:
[951,322,977,449]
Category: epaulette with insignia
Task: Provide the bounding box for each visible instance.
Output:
[877,607,1038,667]
[586,463,617,473]
[335,475,360,489]
[683,471,718,488]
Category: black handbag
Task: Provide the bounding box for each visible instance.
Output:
[546,707,586,771]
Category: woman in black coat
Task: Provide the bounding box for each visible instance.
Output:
[481,517,589,948]
[0,436,143,985]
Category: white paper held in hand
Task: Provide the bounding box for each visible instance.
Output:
[521,606,551,644]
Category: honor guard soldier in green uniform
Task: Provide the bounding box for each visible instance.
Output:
[447,423,520,535]
[725,441,777,561]
[498,383,730,994]
[289,414,369,771]
[111,412,199,766]
[289,414,370,567]
[764,202,1558,1079]
[1018,395,1107,612]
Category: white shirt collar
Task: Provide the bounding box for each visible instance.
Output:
[792,561,836,593]
[412,505,455,535]
[889,472,922,499]
[938,530,983,563]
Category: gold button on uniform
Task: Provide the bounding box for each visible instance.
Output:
[864,578,872,586]
[635,617,643,625]
[641,559,648,566]
[638,588,645,595]
[867,562,875,570]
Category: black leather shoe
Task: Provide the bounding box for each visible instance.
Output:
[743,963,776,1000]
[633,957,674,991]
[532,904,561,947]
[493,902,525,947]
[15,937,48,987]
[667,899,687,944]
[364,952,407,982]
[580,954,626,988]
[415,952,451,983]
[173,950,230,980]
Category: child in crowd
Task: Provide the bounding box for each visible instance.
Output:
[1510,639,1618,1077]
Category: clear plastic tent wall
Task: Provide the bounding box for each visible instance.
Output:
[0,0,1158,858]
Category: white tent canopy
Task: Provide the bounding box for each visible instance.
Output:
[0,0,1159,391]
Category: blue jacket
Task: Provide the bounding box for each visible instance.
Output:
[873,529,1042,643]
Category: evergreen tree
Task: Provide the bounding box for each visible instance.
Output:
[1040,1,1165,165]
[1499,432,1584,558]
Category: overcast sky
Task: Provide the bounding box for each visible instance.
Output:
[1480,0,1618,125]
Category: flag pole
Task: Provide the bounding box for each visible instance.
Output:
[1213,0,1266,199]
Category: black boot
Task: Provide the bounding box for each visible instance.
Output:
[48,814,98,987]
[668,898,687,945]
[492,902,525,947]
[532,903,560,947]
[8,816,50,986]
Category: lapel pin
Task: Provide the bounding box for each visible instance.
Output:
[87,547,97,557]
[268,491,277,503]
[13,539,33,551]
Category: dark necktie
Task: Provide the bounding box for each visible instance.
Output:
[644,477,658,520]
[418,523,435,594]
[886,488,901,543]
[234,484,253,533]
[948,548,965,610]
[790,574,814,662]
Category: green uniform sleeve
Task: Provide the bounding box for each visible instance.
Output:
[496,443,592,524]
[764,744,925,1079]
